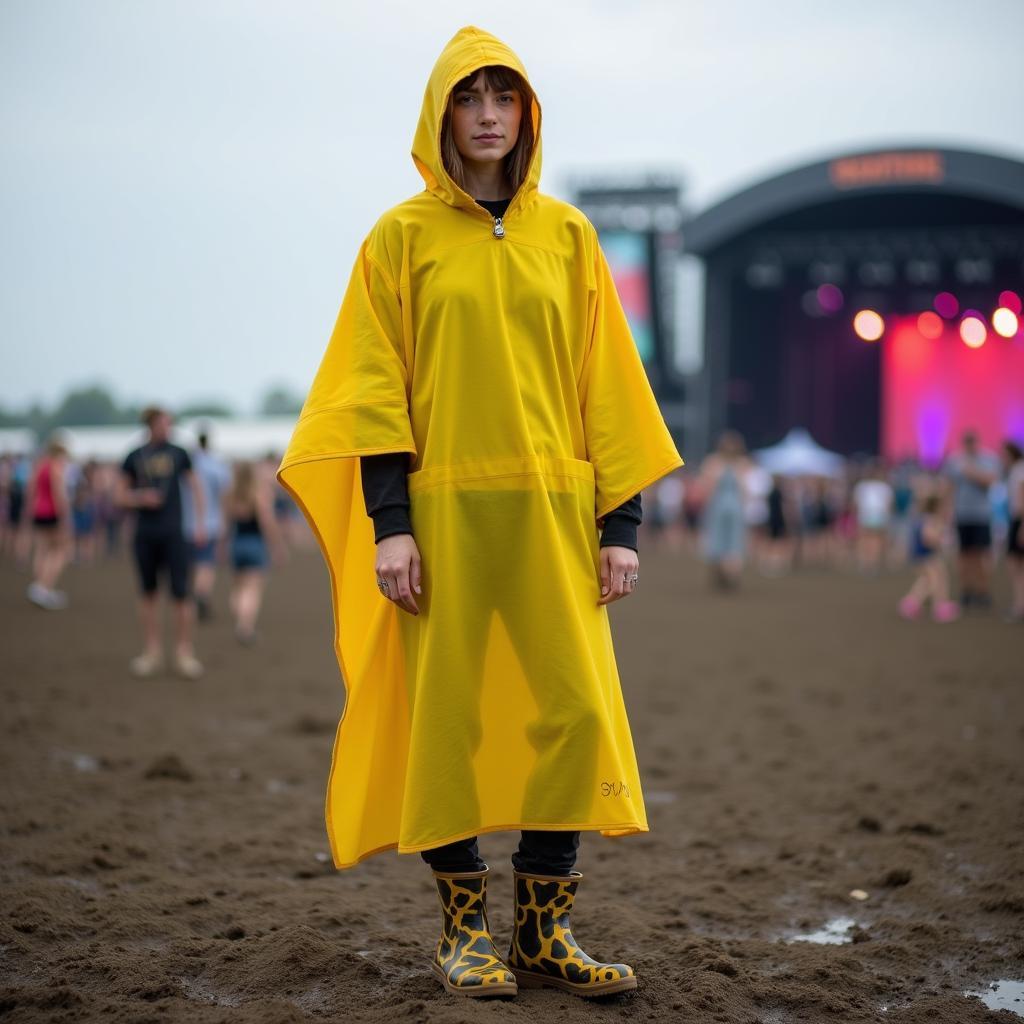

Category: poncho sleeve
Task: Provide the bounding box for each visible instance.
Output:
[580,234,685,520]
[282,234,416,465]
[276,230,416,707]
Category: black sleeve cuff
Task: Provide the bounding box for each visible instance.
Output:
[599,516,638,551]
[599,492,642,551]
[360,453,414,543]
[371,505,414,544]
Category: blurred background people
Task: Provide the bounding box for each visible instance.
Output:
[0,453,29,561]
[23,437,72,609]
[1001,439,1024,623]
[118,406,206,679]
[899,491,959,623]
[943,429,1000,610]
[71,459,101,564]
[761,473,792,576]
[223,460,285,645]
[852,461,893,574]
[802,476,836,569]
[699,430,751,590]
[183,426,232,622]
[650,471,686,551]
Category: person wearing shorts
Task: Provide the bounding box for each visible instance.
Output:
[943,429,1000,609]
[24,438,72,609]
[224,460,284,644]
[118,406,206,679]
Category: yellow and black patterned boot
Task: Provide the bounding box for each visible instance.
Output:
[507,869,637,997]
[429,866,518,997]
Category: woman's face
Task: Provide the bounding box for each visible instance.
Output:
[450,69,522,170]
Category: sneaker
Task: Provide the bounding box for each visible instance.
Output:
[130,650,165,678]
[27,582,67,610]
[932,600,961,623]
[173,650,204,680]
[898,595,922,620]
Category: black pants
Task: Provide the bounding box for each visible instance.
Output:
[420,829,581,876]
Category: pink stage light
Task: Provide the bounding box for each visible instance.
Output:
[934,292,959,319]
[917,311,943,339]
[883,314,1024,465]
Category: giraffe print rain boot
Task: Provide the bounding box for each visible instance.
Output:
[507,869,637,997]
[429,866,518,997]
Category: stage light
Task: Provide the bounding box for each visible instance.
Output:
[934,292,959,318]
[817,283,844,314]
[960,315,987,349]
[999,290,1022,316]
[993,307,1019,338]
[853,309,884,341]
[917,311,943,339]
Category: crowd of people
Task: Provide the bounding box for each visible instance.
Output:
[649,427,1024,623]
[0,406,299,677]
[3,415,1022,675]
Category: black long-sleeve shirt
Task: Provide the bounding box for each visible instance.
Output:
[360,451,641,549]
[360,193,643,551]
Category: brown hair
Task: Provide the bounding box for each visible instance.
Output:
[140,405,168,427]
[716,429,747,458]
[228,460,258,517]
[440,65,536,198]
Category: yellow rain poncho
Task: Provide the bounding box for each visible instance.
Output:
[277,24,684,870]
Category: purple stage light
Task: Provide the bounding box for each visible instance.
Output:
[934,292,959,318]
[816,283,844,314]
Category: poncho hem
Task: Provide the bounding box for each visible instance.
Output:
[326,820,650,870]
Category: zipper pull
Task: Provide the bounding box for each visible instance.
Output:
[492,215,505,239]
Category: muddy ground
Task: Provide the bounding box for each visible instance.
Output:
[1,534,1022,1023]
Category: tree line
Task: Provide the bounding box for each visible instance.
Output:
[0,384,305,439]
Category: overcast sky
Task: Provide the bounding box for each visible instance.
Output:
[2,0,1023,412]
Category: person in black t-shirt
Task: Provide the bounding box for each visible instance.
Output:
[118,406,206,680]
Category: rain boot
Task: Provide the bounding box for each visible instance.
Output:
[507,869,637,997]
[429,865,518,997]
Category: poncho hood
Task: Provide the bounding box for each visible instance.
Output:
[411,25,542,217]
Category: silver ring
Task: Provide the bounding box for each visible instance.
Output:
[377,578,390,594]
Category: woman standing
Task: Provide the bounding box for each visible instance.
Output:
[24,438,72,609]
[278,26,683,999]
[698,430,751,590]
[223,461,284,644]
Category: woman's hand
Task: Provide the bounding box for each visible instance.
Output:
[597,545,638,605]
[375,533,422,615]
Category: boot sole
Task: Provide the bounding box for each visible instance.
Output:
[430,960,518,997]
[511,966,637,997]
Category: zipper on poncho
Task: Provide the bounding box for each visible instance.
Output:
[492,215,505,239]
